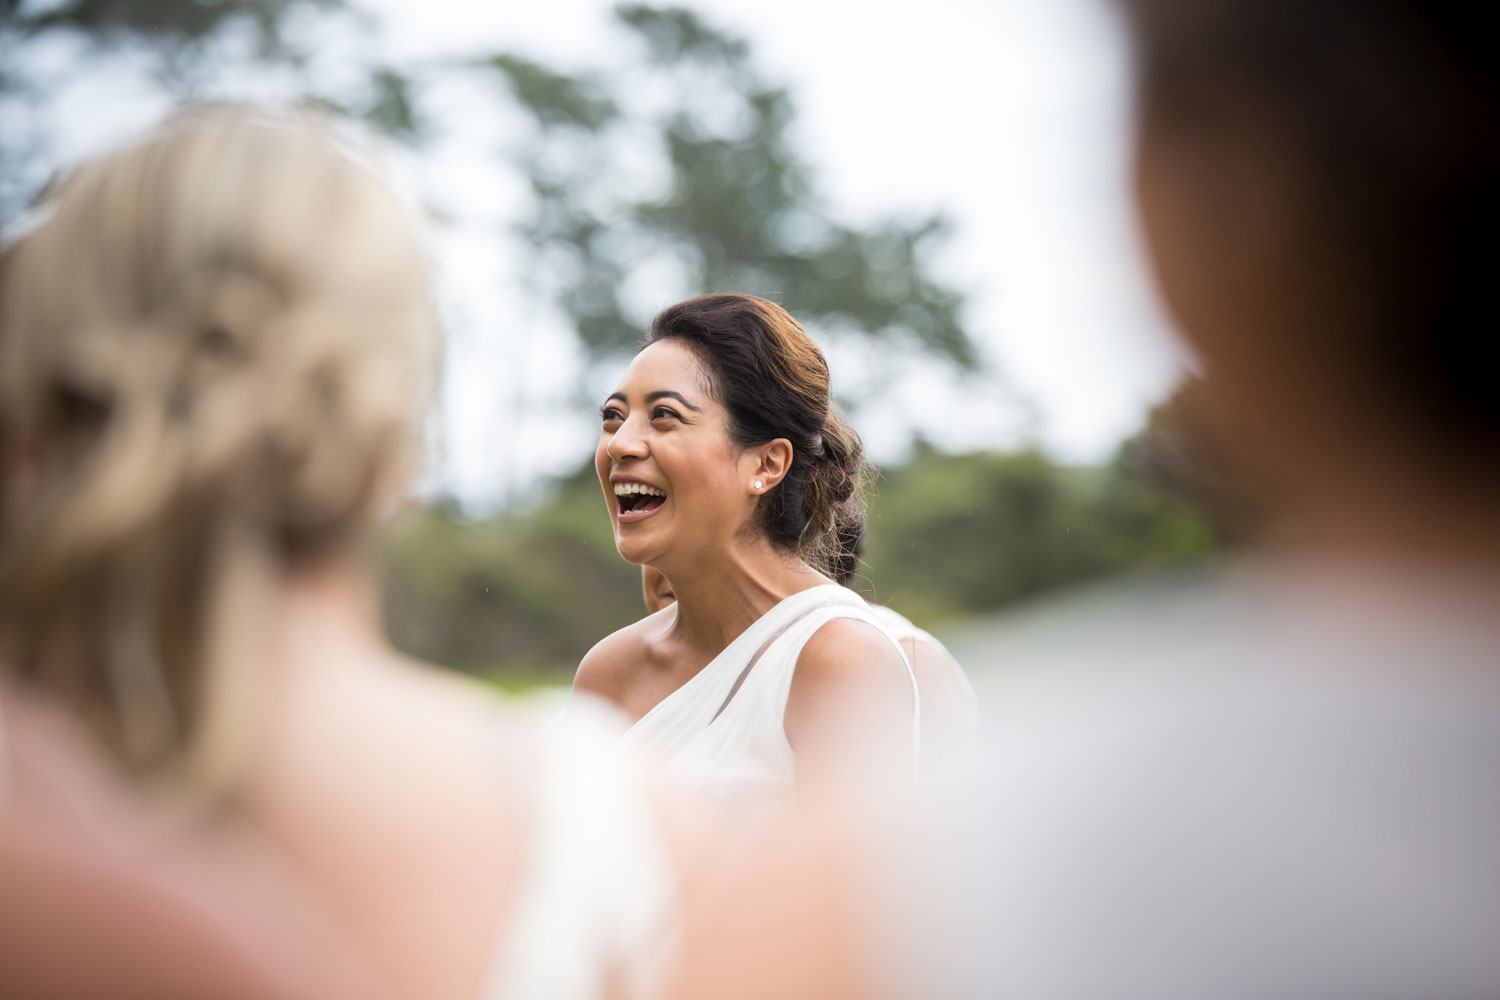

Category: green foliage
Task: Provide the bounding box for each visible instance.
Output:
[617,4,751,66]
[479,54,618,131]
[2,0,342,55]
[2,0,1217,686]
[365,68,423,142]
[382,464,643,674]
[382,438,1221,678]
[482,4,979,370]
[854,443,1215,626]
[1,0,366,218]
[5,2,980,385]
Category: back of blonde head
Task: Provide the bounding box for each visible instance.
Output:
[0,106,440,795]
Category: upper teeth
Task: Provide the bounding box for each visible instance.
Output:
[614,483,666,497]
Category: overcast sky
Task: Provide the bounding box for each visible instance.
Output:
[18,0,1188,507]
[363,0,1188,504]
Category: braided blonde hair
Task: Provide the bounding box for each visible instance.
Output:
[0,105,441,795]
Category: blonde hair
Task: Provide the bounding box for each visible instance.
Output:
[0,105,441,795]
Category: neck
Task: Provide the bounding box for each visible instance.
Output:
[267,552,389,680]
[657,538,831,652]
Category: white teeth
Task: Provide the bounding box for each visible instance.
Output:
[613,483,666,497]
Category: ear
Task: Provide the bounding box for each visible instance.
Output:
[745,438,793,496]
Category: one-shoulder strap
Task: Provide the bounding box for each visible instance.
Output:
[867,605,979,722]
[627,585,863,748]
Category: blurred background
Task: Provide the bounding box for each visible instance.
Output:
[1,0,1233,686]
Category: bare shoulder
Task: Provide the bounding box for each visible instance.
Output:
[787,616,913,735]
[571,611,663,704]
[786,615,918,791]
[794,616,910,689]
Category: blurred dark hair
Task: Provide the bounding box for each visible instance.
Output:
[1117,0,1500,456]
[830,518,866,587]
[645,294,866,576]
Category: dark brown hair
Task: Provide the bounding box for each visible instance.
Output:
[644,294,867,576]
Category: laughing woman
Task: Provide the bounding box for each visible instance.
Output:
[572,294,920,812]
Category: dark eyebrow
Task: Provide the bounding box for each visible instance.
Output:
[645,390,703,413]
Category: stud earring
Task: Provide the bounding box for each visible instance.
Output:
[752,479,763,491]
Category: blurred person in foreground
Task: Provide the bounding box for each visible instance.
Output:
[676,1,1500,997]
[876,0,1500,996]
[0,106,681,999]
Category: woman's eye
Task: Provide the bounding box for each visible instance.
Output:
[651,406,680,422]
[600,406,624,425]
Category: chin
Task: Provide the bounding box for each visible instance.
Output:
[612,529,657,567]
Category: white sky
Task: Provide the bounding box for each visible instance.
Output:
[363,0,1188,505]
[15,0,1188,508]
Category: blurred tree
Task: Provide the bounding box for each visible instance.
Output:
[382,462,644,675]
[0,0,339,51]
[854,437,1218,629]
[0,0,407,218]
[6,2,981,407]
[477,5,980,377]
[6,1,980,387]
[383,433,1221,679]
[5,1,1150,685]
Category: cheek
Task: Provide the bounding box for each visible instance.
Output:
[1135,115,1315,372]
[678,444,742,501]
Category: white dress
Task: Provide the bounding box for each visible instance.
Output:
[622,584,921,809]
[867,604,979,727]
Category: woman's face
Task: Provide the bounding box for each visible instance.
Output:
[596,340,758,567]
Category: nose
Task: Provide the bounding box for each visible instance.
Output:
[606,412,649,462]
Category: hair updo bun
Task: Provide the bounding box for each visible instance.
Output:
[643,294,869,577]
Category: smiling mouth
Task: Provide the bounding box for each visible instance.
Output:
[614,484,667,522]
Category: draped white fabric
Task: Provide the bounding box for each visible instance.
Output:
[622,584,921,809]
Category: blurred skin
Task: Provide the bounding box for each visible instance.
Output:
[1131,62,1500,566]
[237,558,529,1000]
[0,687,383,1000]
[1132,92,1348,530]
[671,798,875,1000]
[577,339,915,807]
